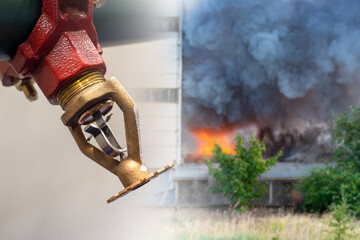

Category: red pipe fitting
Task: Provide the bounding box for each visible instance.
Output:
[3,0,106,104]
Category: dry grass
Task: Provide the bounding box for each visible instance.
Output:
[154,208,360,240]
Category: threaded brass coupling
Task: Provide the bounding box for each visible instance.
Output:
[57,70,106,109]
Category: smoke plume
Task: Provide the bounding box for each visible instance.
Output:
[183,0,360,130]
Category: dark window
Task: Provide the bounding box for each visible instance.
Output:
[153,17,180,32]
[134,88,179,103]
[169,89,178,103]
[161,89,169,102]
[152,89,162,102]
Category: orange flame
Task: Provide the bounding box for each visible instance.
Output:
[190,127,236,155]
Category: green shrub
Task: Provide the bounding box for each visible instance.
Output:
[298,167,360,216]
[298,105,360,216]
[205,135,282,211]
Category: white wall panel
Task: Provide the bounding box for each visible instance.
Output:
[142,146,177,167]
[152,35,178,46]
[153,0,180,17]
[138,103,179,118]
[142,132,177,146]
[140,116,178,131]
[128,74,179,89]
[103,37,179,89]
[153,46,179,60]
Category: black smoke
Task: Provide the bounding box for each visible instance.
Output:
[183,0,360,130]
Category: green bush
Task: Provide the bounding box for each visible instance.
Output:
[205,135,282,211]
[298,167,360,216]
[298,105,360,216]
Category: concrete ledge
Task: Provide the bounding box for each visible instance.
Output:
[174,162,327,181]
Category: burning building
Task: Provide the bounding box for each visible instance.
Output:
[182,0,360,164]
[177,0,360,206]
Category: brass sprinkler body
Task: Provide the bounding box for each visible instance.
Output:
[58,70,174,203]
[0,0,174,204]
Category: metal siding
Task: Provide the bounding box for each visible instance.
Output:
[142,146,177,167]
[142,131,178,146]
[138,103,179,118]
[141,116,179,131]
[128,74,179,88]
[102,0,181,171]
[153,0,180,17]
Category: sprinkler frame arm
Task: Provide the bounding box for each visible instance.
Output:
[61,76,175,203]
[62,77,145,181]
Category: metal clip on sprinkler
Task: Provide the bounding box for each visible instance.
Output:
[58,71,174,203]
[0,0,174,203]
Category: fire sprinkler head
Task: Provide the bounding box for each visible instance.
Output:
[59,71,175,203]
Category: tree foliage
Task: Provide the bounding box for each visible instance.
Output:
[325,187,357,240]
[332,105,360,171]
[205,135,282,211]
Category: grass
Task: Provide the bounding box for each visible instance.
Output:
[153,208,360,240]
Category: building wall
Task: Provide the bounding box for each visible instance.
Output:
[102,0,182,169]
[172,162,324,207]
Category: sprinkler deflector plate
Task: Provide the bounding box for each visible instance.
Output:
[107,162,175,203]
